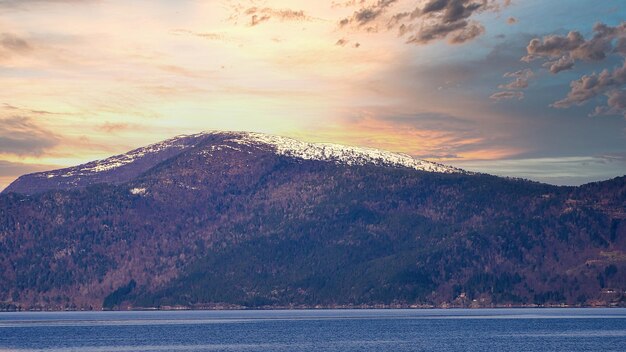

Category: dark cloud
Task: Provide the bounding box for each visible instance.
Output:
[0,116,60,155]
[420,0,484,23]
[387,11,411,29]
[490,91,524,100]
[544,55,575,74]
[495,22,626,116]
[492,68,532,99]
[407,20,466,44]
[523,22,626,68]
[539,22,626,116]
[403,0,503,44]
[615,37,626,55]
[592,89,626,117]
[524,32,585,61]
[498,69,533,89]
[352,8,380,25]
[339,0,398,28]
[405,20,487,45]
[339,0,507,45]
[448,22,485,44]
[551,59,626,114]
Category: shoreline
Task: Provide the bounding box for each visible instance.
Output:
[2,303,626,313]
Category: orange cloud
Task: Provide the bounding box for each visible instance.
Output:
[290,115,523,162]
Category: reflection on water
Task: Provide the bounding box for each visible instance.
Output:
[1,309,625,352]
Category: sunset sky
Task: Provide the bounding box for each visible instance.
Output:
[1,0,625,189]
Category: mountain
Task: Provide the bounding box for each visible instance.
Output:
[3,131,461,195]
[0,131,624,310]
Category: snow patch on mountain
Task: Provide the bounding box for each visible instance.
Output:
[129,187,147,195]
[225,132,463,174]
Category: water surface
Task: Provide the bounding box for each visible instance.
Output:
[1,308,625,351]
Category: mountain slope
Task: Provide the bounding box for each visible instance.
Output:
[0,131,624,310]
[2,133,208,195]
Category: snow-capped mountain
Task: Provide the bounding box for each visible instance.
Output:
[1,129,624,311]
[3,131,463,195]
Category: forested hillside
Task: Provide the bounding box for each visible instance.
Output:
[1,132,624,310]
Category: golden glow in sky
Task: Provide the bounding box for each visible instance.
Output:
[1,0,625,187]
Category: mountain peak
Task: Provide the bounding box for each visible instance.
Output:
[2,130,463,195]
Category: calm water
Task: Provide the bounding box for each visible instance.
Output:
[1,309,625,351]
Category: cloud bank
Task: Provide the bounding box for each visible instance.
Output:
[496,21,626,117]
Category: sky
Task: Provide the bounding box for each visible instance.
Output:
[0,0,625,189]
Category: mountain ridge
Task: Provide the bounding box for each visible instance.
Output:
[3,131,464,195]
